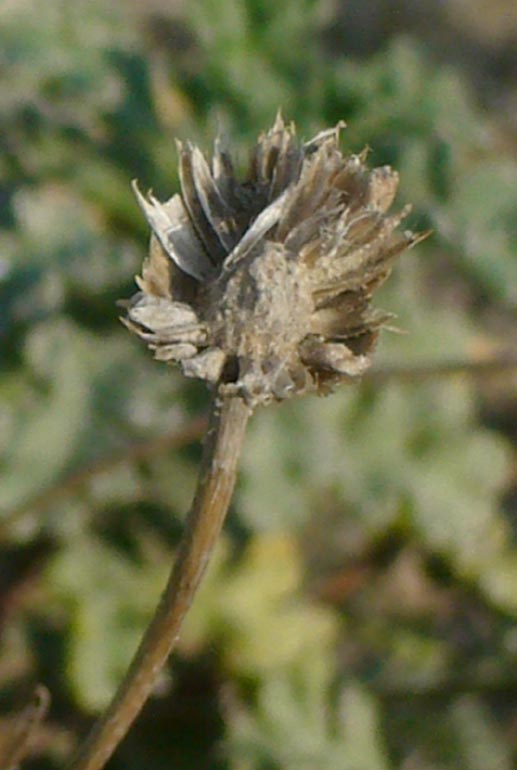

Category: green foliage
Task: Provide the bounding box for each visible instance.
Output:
[180,535,338,678]
[227,678,388,770]
[49,534,168,711]
[439,161,517,305]
[0,1,515,768]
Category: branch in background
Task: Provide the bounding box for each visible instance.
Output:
[2,354,515,532]
[0,686,50,770]
[0,415,207,534]
[374,673,517,701]
[367,353,517,384]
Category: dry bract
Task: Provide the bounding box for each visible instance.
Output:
[123,114,420,406]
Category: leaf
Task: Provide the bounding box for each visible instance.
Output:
[181,534,338,678]
[48,535,167,711]
[0,321,92,512]
[479,553,517,615]
[226,676,389,770]
[238,405,313,531]
[440,162,517,305]
[450,696,514,770]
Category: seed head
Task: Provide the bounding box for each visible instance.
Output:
[123,114,421,406]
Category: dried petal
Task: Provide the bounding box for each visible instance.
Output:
[224,188,290,269]
[178,142,228,265]
[153,343,198,362]
[300,337,371,378]
[181,348,226,383]
[128,296,199,330]
[133,182,215,282]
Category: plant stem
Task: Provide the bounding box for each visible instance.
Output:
[65,394,251,770]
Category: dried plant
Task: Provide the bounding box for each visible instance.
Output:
[66,115,421,770]
[124,114,419,404]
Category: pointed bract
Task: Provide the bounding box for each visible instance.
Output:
[124,118,422,405]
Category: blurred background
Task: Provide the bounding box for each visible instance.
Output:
[0,1,516,768]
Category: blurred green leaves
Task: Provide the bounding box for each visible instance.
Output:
[48,535,168,711]
[226,679,388,770]
[240,379,510,575]
[437,161,517,305]
[181,535,338,678]
[0,1,515,768]
[1,321,91,512]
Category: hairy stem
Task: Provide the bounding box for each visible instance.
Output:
[65,394,251,770]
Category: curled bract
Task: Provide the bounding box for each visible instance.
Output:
[123,114,422,406]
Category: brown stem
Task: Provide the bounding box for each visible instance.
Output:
[65,394,251,770]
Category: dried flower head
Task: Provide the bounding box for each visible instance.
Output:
[123,114,420,406]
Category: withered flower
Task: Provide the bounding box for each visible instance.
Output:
[68,117,421,770]
[124,114,419,406]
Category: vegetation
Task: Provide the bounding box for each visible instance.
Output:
[0,1,515,768]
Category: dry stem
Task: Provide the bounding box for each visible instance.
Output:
[65,394,251,770]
